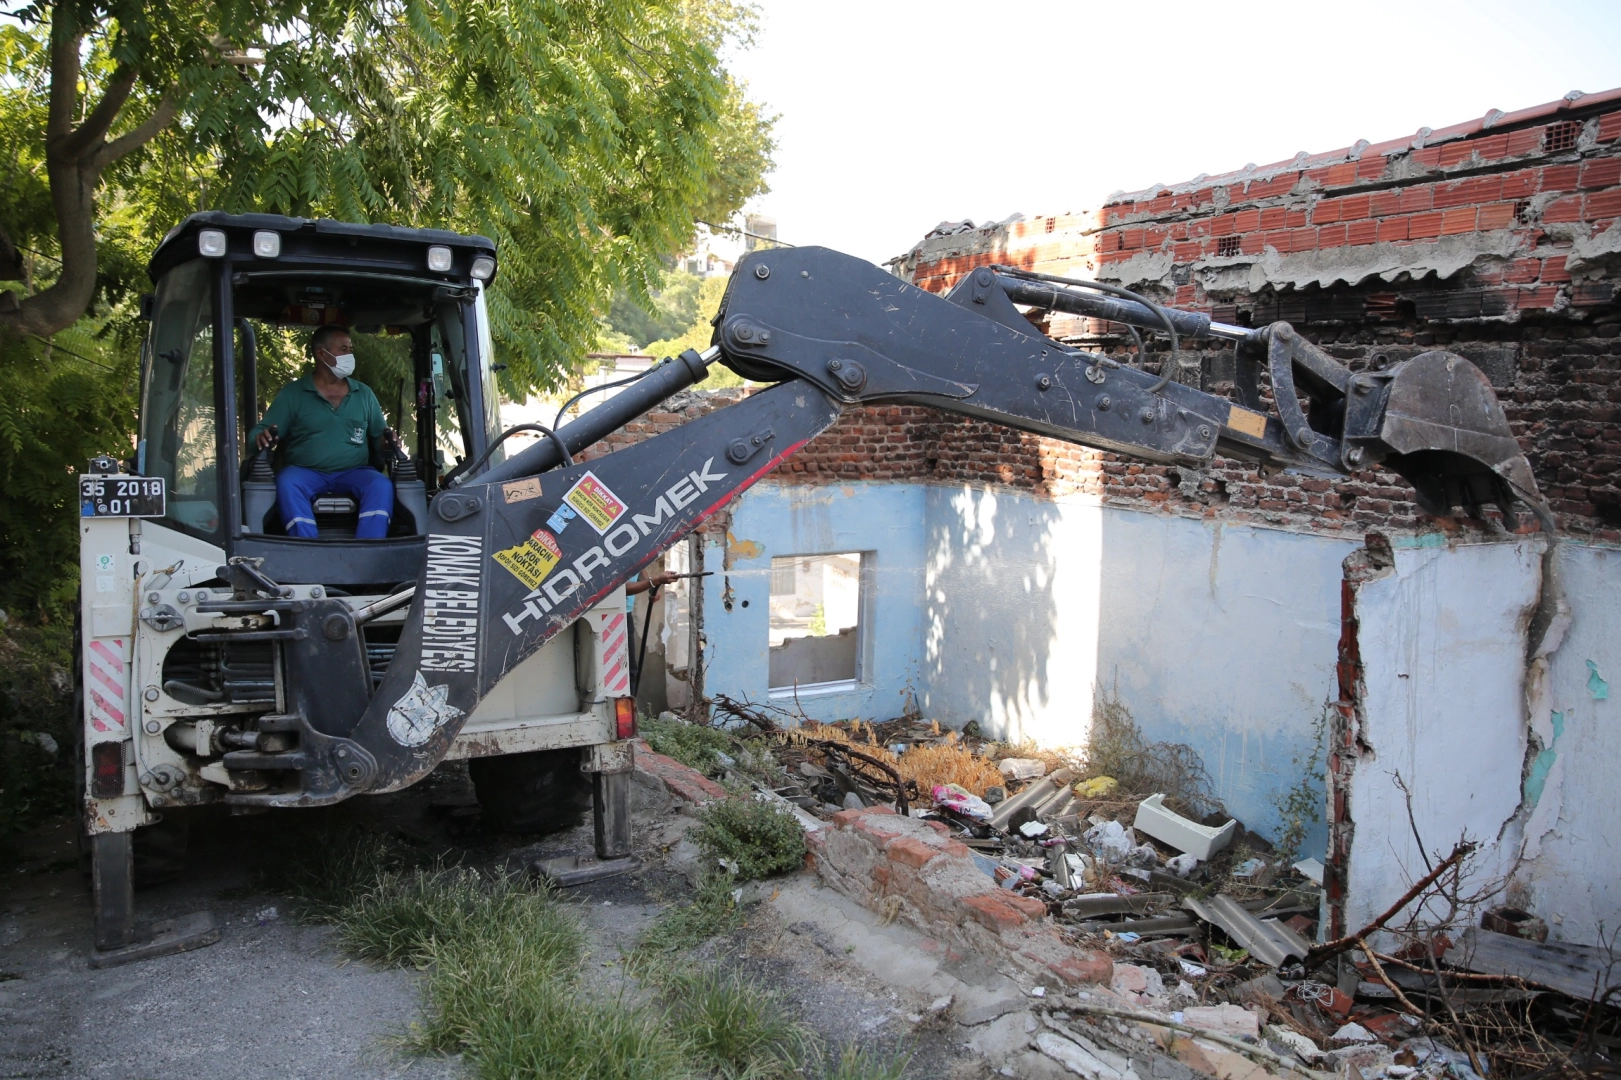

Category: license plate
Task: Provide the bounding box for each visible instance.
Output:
[80,476,166,518]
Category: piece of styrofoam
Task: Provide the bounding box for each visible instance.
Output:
[1132,793,1237,860]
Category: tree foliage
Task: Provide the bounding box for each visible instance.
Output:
[0,0,774,620]
[0,0,775,391]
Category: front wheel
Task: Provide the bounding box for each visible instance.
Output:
[468,749,590,835]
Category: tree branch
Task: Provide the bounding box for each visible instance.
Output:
[92,95,179,170]
[45,4,81,147]
[58,65,138,161]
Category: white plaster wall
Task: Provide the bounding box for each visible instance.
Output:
[1514,543,1620,945]
[919,486,1103,749]
[1345,539,1543,934]
[920,485,1350,844]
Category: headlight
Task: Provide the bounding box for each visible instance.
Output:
[252,230,281,258]
[198,229,228,257]
[426,245,453,272]
[470,255,496,281]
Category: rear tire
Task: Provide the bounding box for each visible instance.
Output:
[469,749,590,835]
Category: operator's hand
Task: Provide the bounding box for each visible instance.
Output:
[647,571,680,588]
[382,427,401,454]
[255,425,278,451]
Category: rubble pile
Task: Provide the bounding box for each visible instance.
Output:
[652,704,1619,1079]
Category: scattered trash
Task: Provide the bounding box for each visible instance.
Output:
[998,757,1047,781]
[1230,857,1267,878]
[983,785,1006,805]
[1018,820,1049,838]
[1132,792,1237,860]
[1073,775,1118,798]
[1083,819,1135,861]
[932,783,993,822]
[254,906,279,925]
[1480,904,1549,943]
[1165,853,1199,877]
[1291,856,1325,885]
[1178,959,1206,978]
[1114,932,1141,944]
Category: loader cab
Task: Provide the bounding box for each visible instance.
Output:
[138,213,502,588]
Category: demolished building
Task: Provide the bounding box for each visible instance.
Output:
[592,88,1621,948]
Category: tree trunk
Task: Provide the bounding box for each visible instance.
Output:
[0,7,174,340]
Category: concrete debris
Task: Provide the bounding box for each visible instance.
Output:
[1265,1024,1324,1062]
[1332,1022,1376,1043]
[1179,1004,1260,1041]
[1034,1031,1130,1080]
[1479,905,1549,943]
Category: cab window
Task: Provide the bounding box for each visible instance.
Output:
[141,260,220,539]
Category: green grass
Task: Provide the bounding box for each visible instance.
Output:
[660,967,813,1080]
[640,713,737,774]
[692,797,807,881]
[827,1042,912,1080]
[636,872,749,961]
[276,831,892,1080]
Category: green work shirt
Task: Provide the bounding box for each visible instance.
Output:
[249,374,385,473]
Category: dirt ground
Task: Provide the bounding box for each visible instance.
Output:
[0,764,1045,1080]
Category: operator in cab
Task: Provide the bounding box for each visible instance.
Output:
[248,325,397,539]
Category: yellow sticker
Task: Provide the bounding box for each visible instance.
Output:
[563,472,627,535]
[492,529,563,590]
[1227,403,1268,439]
[502,477,542,504]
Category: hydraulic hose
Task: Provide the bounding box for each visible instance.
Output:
[444,423,572,488]
[476,347,718,486]
[992,266,1187,392]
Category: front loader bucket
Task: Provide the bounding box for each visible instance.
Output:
[1377,351,1549,526]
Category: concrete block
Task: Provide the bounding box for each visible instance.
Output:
[1180,1004,1260,1041]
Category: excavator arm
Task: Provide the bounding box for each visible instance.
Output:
[222,246,1546,804]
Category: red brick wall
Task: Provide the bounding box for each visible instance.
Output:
[577,92,1620,541]
[893,90,1621,540]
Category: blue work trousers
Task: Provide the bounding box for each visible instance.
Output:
[277,465,394,539]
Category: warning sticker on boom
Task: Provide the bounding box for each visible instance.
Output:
[493,528,563,590]
[562,472,627,535]
[1227,403,1268,439]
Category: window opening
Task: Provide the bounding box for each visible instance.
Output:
[768,553,862,691]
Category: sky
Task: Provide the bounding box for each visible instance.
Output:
[725,0,1621,265]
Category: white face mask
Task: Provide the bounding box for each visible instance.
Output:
[326,351,356,378]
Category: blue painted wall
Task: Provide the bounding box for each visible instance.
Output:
[699,478,1341,856]
[700,482,928,723]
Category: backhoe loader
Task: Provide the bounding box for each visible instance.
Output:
[77,212,1546,963]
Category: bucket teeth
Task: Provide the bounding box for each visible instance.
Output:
[1376,351,1550,527]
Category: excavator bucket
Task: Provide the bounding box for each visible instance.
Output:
[1375,351,1547,524]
